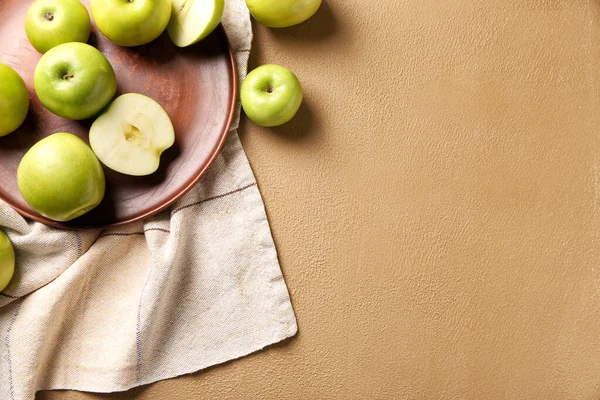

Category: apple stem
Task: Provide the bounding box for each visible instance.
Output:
[63,73,74,80]
[44,12,54,21]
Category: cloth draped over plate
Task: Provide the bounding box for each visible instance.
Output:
[0,0,298,398]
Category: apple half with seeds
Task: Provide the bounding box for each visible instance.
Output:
[167,0,224,48]
[89,93,175,176]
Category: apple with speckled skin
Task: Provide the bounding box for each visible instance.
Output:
[90,0,172,47]
[245,0,321,28]
[0,63,29,137]
[24,0,91,54]
[34,42,116,120]
[241,64,303,127]
[17,133,106,222]
[0,230,15,293]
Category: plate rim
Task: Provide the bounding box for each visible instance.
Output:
[0,25,238,231]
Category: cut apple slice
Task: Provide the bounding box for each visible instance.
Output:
[89,93,175,176]
[167,0,225,48]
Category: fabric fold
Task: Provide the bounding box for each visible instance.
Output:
[0,1,297,398]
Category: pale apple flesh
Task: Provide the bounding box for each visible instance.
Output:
[0,230,15,293]
[167,0,224,47]
[89,93,175,176]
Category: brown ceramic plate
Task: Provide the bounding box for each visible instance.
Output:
[0,1,236,229]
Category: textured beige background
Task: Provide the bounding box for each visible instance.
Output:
[39,0,600,399]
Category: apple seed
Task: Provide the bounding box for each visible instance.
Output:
[123,122,143,144]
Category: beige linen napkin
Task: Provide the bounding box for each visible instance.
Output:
[0,1,297,398]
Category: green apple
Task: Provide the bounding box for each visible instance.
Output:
[24,0,91,54]
[17,133,105,222]
[34,42,116,120]
[0,230,15,293]
[90,0,172,47]
[241,64,303,127]
[167,0,224,47]
[89,93,175,176]
[0,63,29,137]
[245,0,322,28]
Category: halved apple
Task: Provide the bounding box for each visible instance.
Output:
[167,0,225,48]
[89,93,175,176]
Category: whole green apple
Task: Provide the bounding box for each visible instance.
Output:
[90,0,172,47]
[245,0,322,28]
[25,0,91,54]
[0,63,30,137]
[241,64,303,127]
[17,133,105,222]
[34,42,116,120]
[0,230,15,293]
